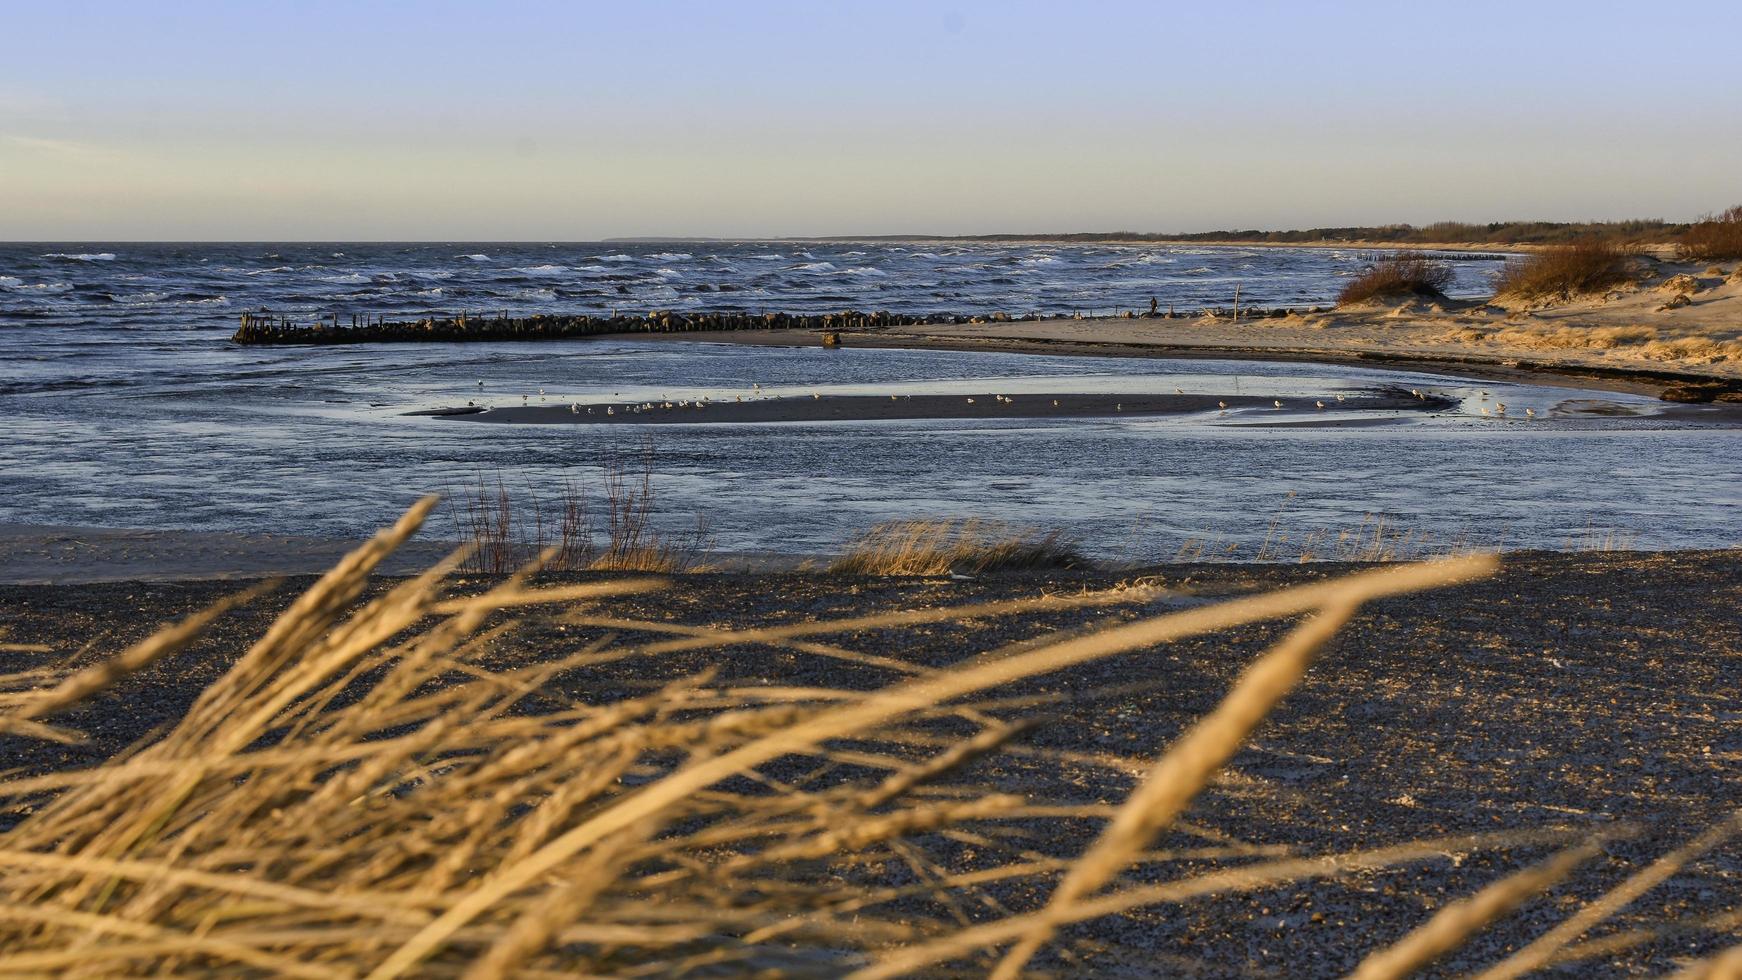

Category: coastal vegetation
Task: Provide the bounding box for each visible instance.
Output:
[2,505,1738,974]
[1678,204,1742,262]
[1492,240,1638,300]
[451,458,711,574]
[863,218,1687,247]
[828,519,1087,576]
[1335,253,1455,306]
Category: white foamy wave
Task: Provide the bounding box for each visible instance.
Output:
[653,268,684,278]
[793,261,836,272]
[514,288,557,301]
[571,264,609,272]
[0,276,21,288]
[415,287,445,297]
[1020,256,1061,266]
[910,252,942,259]
[597,254,636,262]
[244,266,294,276]
[750,253,785,260]
[459,253,492,262]
[514,264,568,275]
[119,291,168,304]
[18,282,73,293]
[43,252,116,261]
[842,266,886,276]
[1131,254,1175,265]
[647,252,691,261]
[319,273,369,284]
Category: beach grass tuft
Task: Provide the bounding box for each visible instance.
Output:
[452,453,710,574]
[828,518,1088,576]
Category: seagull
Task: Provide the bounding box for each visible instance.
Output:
[1117,403,1123,412]
[477,379,484,388]
[1316,400,1326,409]
[1526,407,1537,418]
[570,403,578,414]
[606,406,615,416]
[1495,403,1507,413]
[1174,387,1184,395]
[1479,406,1490,416]
[813,392,820,400]
[1335,394,1345,402]
[1274,400,1283,409]
[967,397,975,404]
[1053,399,1060,407]
[1218,400,1227,410]
[891,394,898,400]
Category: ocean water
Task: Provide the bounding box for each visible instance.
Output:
[2,242,1739,559]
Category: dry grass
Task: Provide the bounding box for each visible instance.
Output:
[1678,204,1742,263]
[451,454,710,574]
[1336,252,1455,306]
[829,519,1087,576]
[2,503,1739,975]
[1492,240,1638,301]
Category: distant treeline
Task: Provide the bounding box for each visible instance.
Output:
[833,220,1689,246]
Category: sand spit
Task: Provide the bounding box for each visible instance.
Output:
[441,388,1453,426]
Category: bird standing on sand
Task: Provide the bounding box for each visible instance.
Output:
[1526,407,1537,418]
[1274,400,1283,409]
[1316,400,1326,409]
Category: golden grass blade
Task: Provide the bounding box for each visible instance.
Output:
[1474,810,1742,980]
[365,554,1495,979]
[1347,839,1606,980]
[1667,944,1742,980]
[992,600,1360,979]
[849,827,1580,979]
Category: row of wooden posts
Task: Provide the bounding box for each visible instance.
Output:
[230,302,1310,346]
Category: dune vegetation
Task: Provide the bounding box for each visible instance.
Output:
[1491,241,1638,301]
[1335,253,1455,306]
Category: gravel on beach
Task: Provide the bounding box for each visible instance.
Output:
[1,551,1738,976]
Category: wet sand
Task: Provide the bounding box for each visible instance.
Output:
[440,388,1455,426]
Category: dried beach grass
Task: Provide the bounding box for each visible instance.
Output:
[0,501,1735,975]
[1493,240,1637,301]
[829,519,1087,576]
[451,453,711,575]
[1336,252,1455,306]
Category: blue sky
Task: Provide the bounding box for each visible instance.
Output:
[2,0,1738,239]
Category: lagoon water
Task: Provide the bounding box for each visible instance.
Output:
[2,242,1738,558]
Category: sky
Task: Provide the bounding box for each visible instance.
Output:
[2,0,1739,240]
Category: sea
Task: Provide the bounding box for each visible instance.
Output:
[3,241,1738,559]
